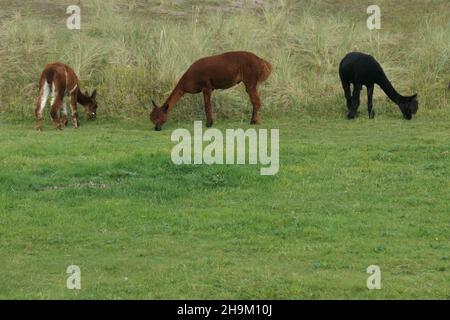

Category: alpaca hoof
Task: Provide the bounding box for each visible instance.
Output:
[347,113,356,119]
[206,121,214,128]
[250,118,261,125]
[369,110,375,119]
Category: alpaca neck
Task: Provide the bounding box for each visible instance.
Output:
[77,89,91,106]
[163,80,185,111]
[376,72,407,104]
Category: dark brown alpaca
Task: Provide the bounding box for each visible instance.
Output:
[35,62,98,131]
[150,51,272,131]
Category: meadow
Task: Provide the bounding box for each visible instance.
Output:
[0,0,449,299]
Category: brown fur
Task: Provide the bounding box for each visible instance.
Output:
[35,62,98,131]
[150,51,272,131]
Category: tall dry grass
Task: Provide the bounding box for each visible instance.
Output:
[0,0,448,121]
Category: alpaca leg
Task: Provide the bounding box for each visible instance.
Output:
[348,83,361,119]
[245,84,261,125]
[50,90,63,130]
[70,94,79,128]
[60,100,69,127]
[367,85,375,119]
[202,88,214,127]
[341,80,352,111]
[35,82,50,131]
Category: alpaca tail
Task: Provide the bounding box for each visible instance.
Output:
[258,58,272,83]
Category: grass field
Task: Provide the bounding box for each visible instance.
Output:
[0,117,449,299]
[0,0,449,299]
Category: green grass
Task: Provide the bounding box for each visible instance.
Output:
[0,0,449,299]
[0,116,449,299]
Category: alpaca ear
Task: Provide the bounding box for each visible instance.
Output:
[162,104,169,113]
[91,90,97,100]
[151,99,158,108]
[411,94,418,100]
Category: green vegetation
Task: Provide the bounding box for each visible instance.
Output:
[0,0,449,299]
[1,118,449,299]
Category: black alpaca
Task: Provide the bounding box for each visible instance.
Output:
[339,52,418,120]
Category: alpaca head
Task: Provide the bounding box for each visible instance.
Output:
[398,94,418,120]
[149,100,168,131]
[83,90,98,120]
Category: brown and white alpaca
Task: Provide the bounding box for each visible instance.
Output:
[150,51,272,131]
[35,62,98,131]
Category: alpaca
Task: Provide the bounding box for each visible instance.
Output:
[35,62,98,131]
[339,52,418,120]
[150,51,272,131]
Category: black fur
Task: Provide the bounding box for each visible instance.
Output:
[339,52,418,120]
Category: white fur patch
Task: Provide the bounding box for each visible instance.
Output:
[61,102,68,116]
[38,82,50,115]
[50,83,57,106]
